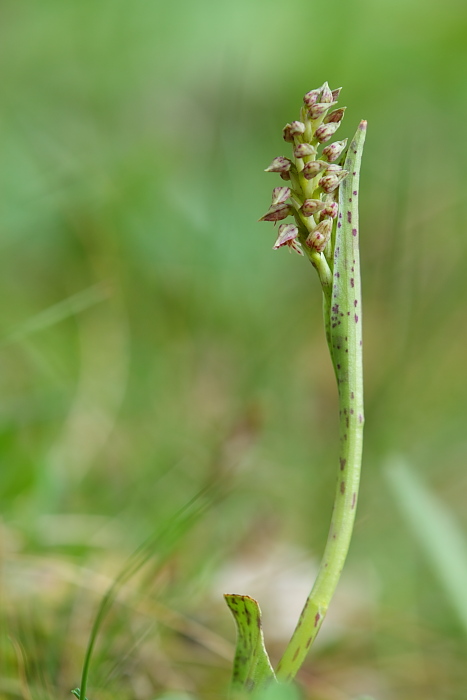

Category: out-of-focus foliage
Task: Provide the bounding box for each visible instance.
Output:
[1,1,467,699]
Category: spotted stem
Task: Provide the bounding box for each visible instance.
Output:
[276,121,367,681]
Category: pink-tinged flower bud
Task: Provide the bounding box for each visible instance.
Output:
[324,107,346,124]
[273,223,303,255]
[322,139,347,162]
[301,199,327,216]
[282,121,306,142]
[265,156,293,173]
[305,218,333,252]
[319,170,349,193]
[320,82,333,104]
[294,143,316,158]
[331,87,342,101]
[303,88,321,107]
[259,203,292,222]
[319,202,338,219]
[315,121,341,143]
[325,164,343,173]
[302,160,328,180]
[307,101,336,120]
[271,187,291,205]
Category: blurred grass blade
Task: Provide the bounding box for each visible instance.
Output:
[3,282,110,345]
[224,594,276,695]
[385,456,467,633]
[77,486,217,700]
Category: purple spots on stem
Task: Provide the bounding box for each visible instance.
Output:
[352,228,357,237]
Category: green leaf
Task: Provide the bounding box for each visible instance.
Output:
[254,683,302,700]
[71,689,89,700]
[224,594,276,695]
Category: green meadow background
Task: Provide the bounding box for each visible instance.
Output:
[1,1,467,698]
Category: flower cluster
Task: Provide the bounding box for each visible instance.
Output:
[260,83,349,257]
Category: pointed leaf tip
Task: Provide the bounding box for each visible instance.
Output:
[224,594,276,692]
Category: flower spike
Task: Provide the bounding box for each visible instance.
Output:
[258,83,353,268]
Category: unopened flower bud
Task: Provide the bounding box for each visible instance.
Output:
[294,143,316,158]
[305,218,333,252]
[303,88,321,107]
[325,164,343,173]
[259,202,292,222]
[307,101,336,120]
[324,107,346,124]
[331,87,342,101]
[265,156,293,173]
[319,170,349,193]
[282,121,306,142]
[319,202,338,219]
[315,121,341,143]
[302,160,328,179]
[322,139,347,162]
[301,199,327,216]
[273,223,303,255]
[271,187,291,205]
[320,82,333,104]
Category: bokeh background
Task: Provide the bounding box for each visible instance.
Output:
[1,1,467,699]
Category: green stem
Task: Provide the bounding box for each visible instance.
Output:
[276,121,367,682]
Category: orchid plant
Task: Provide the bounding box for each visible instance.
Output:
[225,83,367,696]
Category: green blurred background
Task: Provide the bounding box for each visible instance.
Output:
[1,1,467,698]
